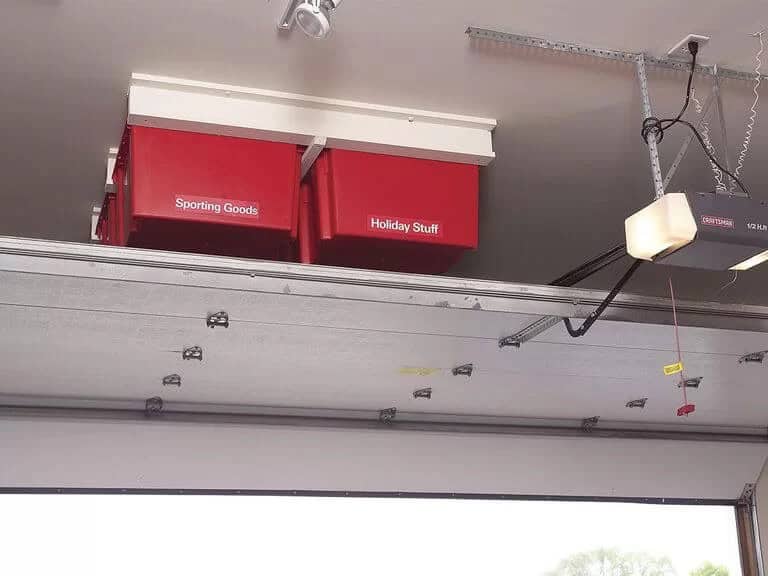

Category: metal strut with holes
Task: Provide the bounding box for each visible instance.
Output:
[466,28,768,82]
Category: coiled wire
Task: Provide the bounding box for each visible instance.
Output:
[690,88,726,192]
[731,30,765,191]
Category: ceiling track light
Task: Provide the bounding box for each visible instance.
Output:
[278,0,343,39]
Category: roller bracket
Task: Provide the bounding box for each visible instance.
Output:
[452,363,474,377]
[207,311,229,329]
[182,346,203,361]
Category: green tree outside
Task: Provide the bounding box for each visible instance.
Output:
[689,562,730,576]
[548,548,675,576]
[547,549,730,576]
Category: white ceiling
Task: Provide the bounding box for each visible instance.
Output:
[2,0,768,303]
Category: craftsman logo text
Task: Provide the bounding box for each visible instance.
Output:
[701,215,734,229]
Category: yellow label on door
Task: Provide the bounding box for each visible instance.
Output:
[400,367,440,377]
[663,362,684,375]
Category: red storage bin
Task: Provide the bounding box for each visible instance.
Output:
[96,193,119,246]
[300,149,479,274]
[113,126,300,260]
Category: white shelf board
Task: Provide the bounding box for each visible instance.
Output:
[128,74,496,165]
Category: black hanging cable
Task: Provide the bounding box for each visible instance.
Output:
[640,41,699,144]
[639,41,752,198]
[667,43,698,125]
[563,259,644,338]
[549,243,627,287]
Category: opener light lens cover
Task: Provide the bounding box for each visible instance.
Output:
[731,249,768,271]
[625,193,698,261]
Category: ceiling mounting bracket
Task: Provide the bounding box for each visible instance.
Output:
[278,0,302,30]
[667,34,711,59]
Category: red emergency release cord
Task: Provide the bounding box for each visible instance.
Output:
[669,277,694,416]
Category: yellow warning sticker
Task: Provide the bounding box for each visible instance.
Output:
[663,362,684,376]
[400,367,440,377]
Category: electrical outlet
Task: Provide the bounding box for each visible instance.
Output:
[667,34,710,59]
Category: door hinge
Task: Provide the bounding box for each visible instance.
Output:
[182,346,203,361]
[162,374,182,387]
[452,363,474,377]
[206,311,229,329]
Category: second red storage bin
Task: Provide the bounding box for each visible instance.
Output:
[300,149,479,274]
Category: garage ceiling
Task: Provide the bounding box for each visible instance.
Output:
[2,0,768,303]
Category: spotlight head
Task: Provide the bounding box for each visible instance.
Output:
[295,0,342,39]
